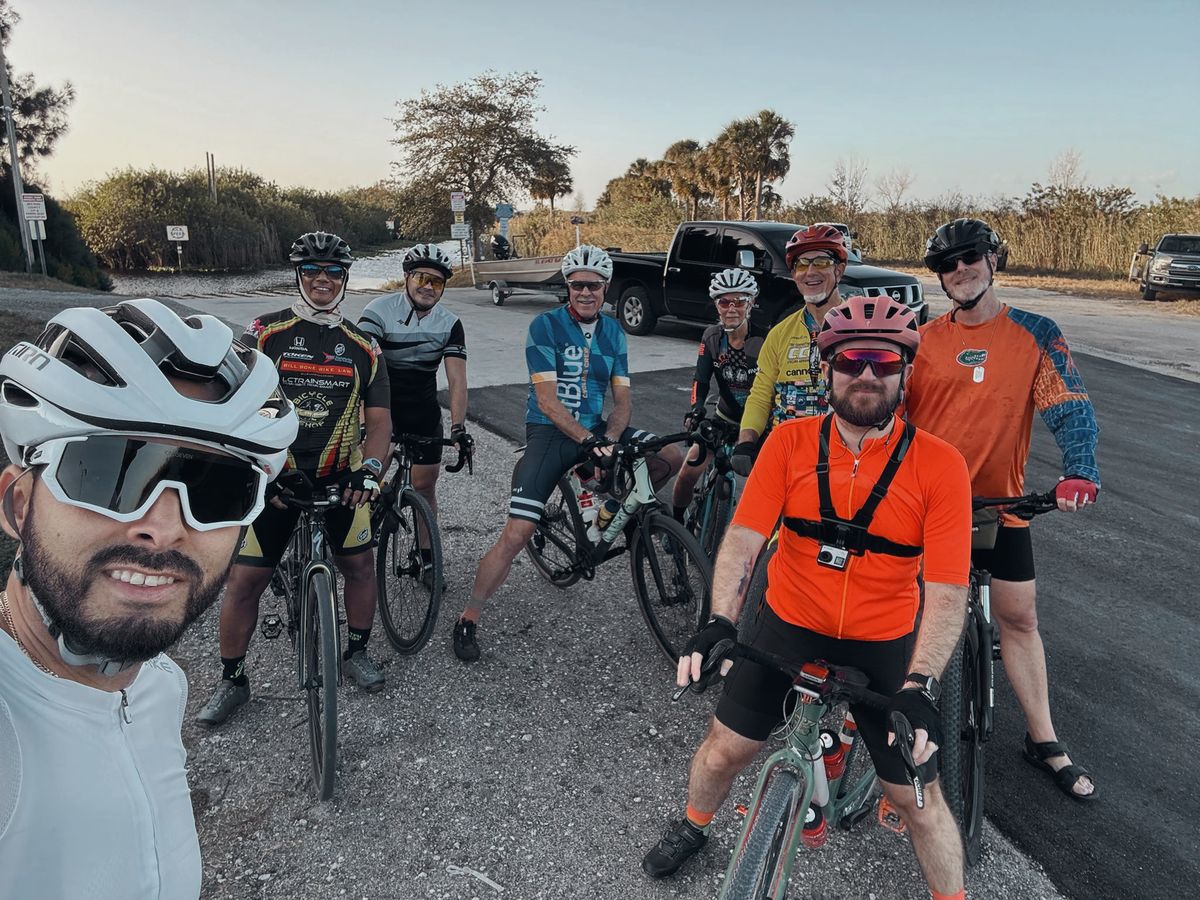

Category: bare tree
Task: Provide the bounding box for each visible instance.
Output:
[874,167,915,212]
[826,157,870,218]
[1048,149,1086,190]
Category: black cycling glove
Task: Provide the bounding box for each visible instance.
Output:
[730,441,758,477]
[886,687,943,748]
[683,404,706,432]
[682,615,738,662]
[343,467,381,495]
[450,423,475,454]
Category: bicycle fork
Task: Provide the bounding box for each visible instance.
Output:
[976,573,997,742]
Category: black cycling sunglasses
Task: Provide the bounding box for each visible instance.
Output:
[935,250,986,274]
[298,263,347,281]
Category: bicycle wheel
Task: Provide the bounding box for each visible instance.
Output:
[721,769,803,900]
[302,569,339,801]
[631,513,712,662]
[376,487,443,654]
[939,610,985,866]
[525,476,585,588]
[700,476,733,560]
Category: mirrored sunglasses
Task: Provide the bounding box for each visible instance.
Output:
[409,271,447,288]
[298,263,347,281]
[793,256,837,272]
[830,348,906,378]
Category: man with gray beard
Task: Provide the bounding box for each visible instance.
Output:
[0,299,296,899]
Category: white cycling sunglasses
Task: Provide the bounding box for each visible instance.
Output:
[27,434,268,532]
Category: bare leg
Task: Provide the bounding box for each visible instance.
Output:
[337,550,376,631]
[992,577,1094,796]
[462,517,537,622]
[410,462,440,547]
[686,717,764,815]
[881,779,963,895]
[671,443,707,511]
[217,564,274,658]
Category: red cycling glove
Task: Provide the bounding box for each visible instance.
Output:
[1055,477,1098,506]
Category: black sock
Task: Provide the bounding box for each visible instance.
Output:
[345,627,370,660]
[221,655,248,686]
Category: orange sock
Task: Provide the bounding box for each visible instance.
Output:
[685,804,714,830]
[930,889,965,900]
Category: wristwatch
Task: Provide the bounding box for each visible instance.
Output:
[904,672,941,703]
[362,457,384,475]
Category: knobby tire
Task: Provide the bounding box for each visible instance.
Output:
[721,770,802,900]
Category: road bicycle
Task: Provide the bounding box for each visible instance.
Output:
[372,432,472,654]
[681,412,742,561]
[523,430,713,662]
[941,489,1058,865]
[677,638,924,899]
[260,474,346,801]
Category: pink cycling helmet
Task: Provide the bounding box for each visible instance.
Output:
[816,294,921,359]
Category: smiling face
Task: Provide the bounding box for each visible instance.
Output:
[939,252,995,305]
[821,338,911,428]
[565,274,608,320]
[297,262,347,308]
[405,266,448,308]
[791,253,846,305]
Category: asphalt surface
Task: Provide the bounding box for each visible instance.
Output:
[2,281,1196,898]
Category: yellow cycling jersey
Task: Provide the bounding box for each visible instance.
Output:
[739,306,827,435]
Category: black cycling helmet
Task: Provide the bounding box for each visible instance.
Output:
[923,218,1001,272]
[402,243,455,279]
[289,231,354,267]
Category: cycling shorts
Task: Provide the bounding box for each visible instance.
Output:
[970,524,1035,583]
[508,422,655,524]
[391,400,445,465]
[237,472,374,568]
[715,601,938,787]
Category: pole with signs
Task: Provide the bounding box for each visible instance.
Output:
[449,191,475,283]
[28,220,47,277]
[166,225,189,274]
[0,37,33,273]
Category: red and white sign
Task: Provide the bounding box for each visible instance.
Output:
[449,191,466,212]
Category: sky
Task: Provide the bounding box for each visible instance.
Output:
[14,0,1200,208]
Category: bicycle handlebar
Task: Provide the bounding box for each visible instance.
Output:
[972,490,1058,519]
[271,470,344,511]
[394,431,473,475]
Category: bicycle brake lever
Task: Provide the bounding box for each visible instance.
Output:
[889,711,925,809]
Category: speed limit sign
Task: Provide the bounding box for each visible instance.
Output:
[166,225,190,241]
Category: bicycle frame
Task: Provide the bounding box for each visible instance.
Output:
[288,504,341,692]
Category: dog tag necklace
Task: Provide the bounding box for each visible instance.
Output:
[955,315,1001,384]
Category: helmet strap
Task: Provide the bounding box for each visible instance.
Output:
[566,298,599,326]
[27,587,137,677]
[293,272,346,327]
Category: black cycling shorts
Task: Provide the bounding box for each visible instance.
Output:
[971,524,1035,583]
[237,472,374,568]
[508,422,655,524]
[391,401,444,465]
[715,602,938,787]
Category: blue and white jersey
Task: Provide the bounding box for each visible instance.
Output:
[525,306,629,429]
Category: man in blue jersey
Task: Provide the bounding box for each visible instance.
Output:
[452,246,683,662]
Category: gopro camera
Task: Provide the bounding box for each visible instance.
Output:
[817,544,849,570]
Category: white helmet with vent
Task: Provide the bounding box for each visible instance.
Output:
[708,268,760,300]
[561,245,613,281]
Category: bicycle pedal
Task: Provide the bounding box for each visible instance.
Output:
[734,803,748,818]
[877,797,907,834]
[259,614,284,640]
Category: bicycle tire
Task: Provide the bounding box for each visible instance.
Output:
[720,769,803,900]
[742,538,777,636]
[525,476,585,588]
[701,484,733,560]
[376,487,443,654]
[631,513,712,662]
[939,612,985,866]
[302,569,339,801]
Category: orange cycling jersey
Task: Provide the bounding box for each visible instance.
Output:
[731,414,972,641]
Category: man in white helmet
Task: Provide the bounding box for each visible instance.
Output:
[0,298,297,899]
[452,245,683,661]
[358,242,472,581]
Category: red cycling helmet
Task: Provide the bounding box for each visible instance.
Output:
[785,225,849,268]
[816,294,921,359]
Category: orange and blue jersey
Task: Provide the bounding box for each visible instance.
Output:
[525,305,629,430]
[905,305,1099,515]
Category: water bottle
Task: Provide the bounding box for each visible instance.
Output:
[588,497,621,543]
[577,489,597,532]
[801,803,828,848]
[821,728,847,781]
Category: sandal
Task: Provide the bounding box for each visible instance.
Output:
[1022,733,1099,802]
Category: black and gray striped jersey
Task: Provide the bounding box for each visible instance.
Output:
[358,291,466,404]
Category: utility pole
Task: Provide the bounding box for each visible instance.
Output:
[0,33,33,273]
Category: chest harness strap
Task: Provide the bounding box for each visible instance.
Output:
[782,414,922,558]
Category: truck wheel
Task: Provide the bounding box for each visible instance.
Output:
[1141,281,1158,302]
[490,283,507,306]
[616,285,657,336]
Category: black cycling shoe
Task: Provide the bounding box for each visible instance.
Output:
[453,617,480,662]
[642,818,708,878]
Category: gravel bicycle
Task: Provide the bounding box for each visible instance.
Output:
[940,489,1058,865]
[677,638,924,899]
[681,412,742,561]
[261,473,346,801]
[523,430,713,662]
[372,432,472,654]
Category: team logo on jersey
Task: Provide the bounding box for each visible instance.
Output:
[292,336,306,349]
[956,349,988,367]
[293,391,332,427]
[357,527,370,543]
[335,343,346,356]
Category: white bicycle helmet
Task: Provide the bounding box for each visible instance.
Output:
[0,298,297,477]
[561,244,614,281]
[709,268,760,300]
[402,243,455,279]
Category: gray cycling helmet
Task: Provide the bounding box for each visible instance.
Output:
[0,298,297,476]
[289,231,354,266]
[402,243,455,279]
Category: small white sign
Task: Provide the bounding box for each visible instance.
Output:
[28,220,46,241]
[21,193,47,221]
[449,191,466,212]
[499,219,510,237]
[450,223,471,239]
[385,219,395,230]
[166,225,190,241]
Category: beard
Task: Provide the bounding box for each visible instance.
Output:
[943,270,990,305]
[829,379,900,427]
[800,287,832,306]
[19,502,234,663]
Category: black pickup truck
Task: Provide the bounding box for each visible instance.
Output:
[606,220,927,336]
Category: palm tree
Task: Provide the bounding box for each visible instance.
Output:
[715,120,758,220]
[661,139,707,219]
[745,110,795,220]
[528,151,573,218]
